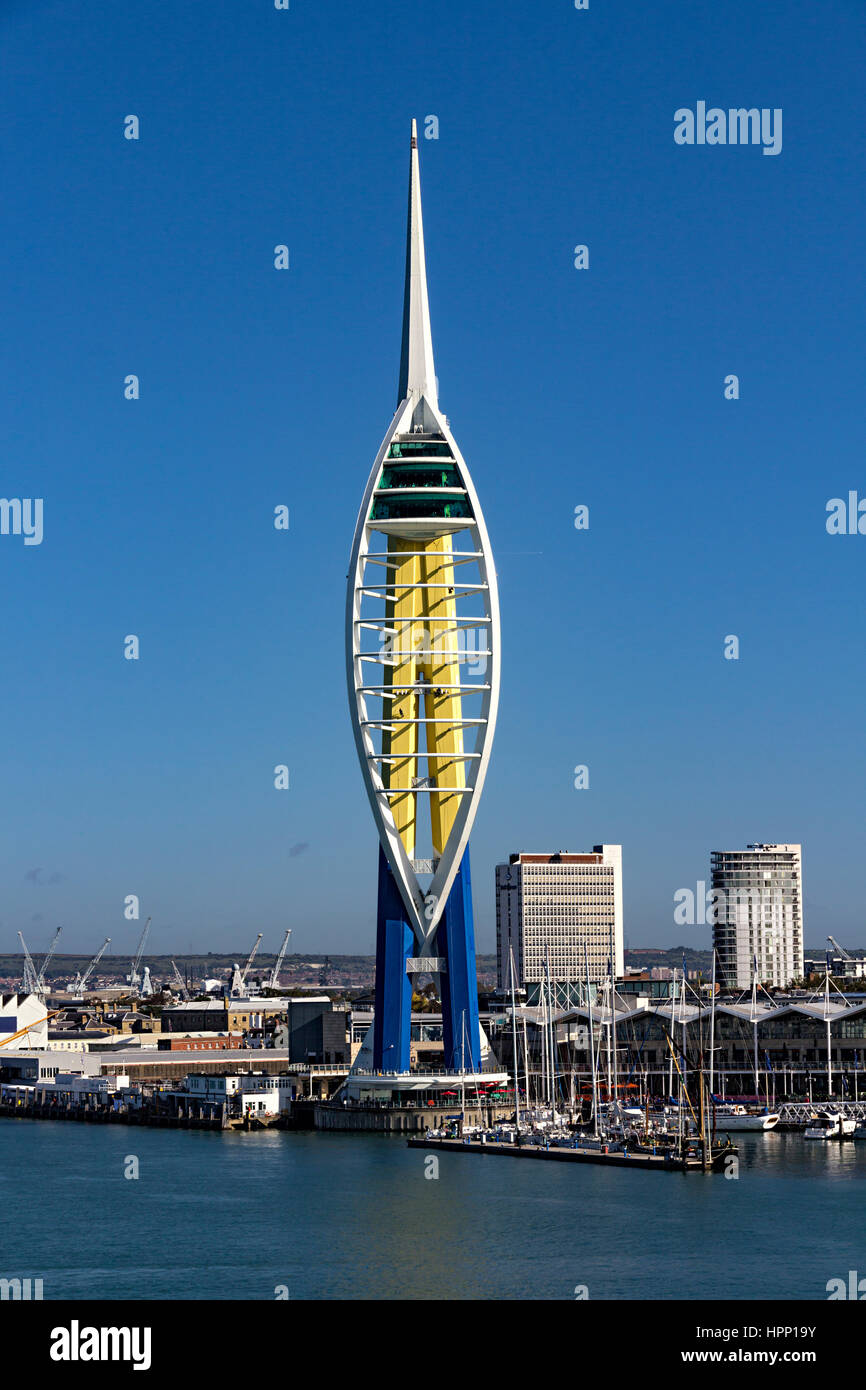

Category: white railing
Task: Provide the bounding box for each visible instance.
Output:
[776,1101,866,1122]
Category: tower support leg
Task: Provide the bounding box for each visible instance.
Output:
[373,846,413,1072]
[437,851,481,1073]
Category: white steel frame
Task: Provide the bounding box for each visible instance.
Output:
[346,394,500,956]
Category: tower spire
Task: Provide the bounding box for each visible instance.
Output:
[398,119,438,410]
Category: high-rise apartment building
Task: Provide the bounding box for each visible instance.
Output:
[711,843,804,989]
[495,847,623,999]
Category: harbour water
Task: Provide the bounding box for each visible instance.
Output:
[2,1122,864,1300]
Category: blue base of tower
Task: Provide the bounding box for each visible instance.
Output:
[372,847,481,1073]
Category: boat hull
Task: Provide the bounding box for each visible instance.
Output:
[714,1111,780,1132]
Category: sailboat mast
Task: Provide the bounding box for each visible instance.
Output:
[545,947,557,1114]
[681,962,688,1098]
[825,964,832,1099]
[460,1010,466,1127]
[509,947,521,1130]
[540,961,547,1107]
[605,984,613,1104]
[709,948,716,1101]
[585,941,599,1138]
[709,947,717,1140]
[699,1060,708,1170]
[752,956,760,1100]
[609,925,619,1116]
[670,984,678,1100]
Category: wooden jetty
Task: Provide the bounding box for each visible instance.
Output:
[407,1135,736,1172]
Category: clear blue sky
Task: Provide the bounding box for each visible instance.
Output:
[2,0,864,959]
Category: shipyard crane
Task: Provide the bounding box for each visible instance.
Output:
[128,917,152,993]
[170,959,188,998]
[73,937,111,995]
[827,935,853,961]
[268,929,292,990]
[17,932,38,993]
[36,926,62,992]
[241,932,263,988]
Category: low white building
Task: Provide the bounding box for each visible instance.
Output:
[38,1073,129,1103]
[0,1049,101,1081]
[238,1075,296,1113]
[182,1072,294,1115]
[45,1032,114,1052]
[1,1072,131,1108]
[184,1074,243,1099]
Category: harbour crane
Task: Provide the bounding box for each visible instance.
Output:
[128,917,152,993]
[170,959,188,998]
[827,935,853,961]
[241,932,263,988]
[17,932,38,993]
[19,926,63,995]
[36,926,62,992]
[268,929,292,990]
[73,937,111,995]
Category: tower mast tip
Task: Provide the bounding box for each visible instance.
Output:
[398,118,436,408]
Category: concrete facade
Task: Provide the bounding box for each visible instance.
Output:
[496,848,624,995]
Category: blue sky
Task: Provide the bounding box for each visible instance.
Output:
[1,0,864,958]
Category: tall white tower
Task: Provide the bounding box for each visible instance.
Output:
[346,123,500,1071]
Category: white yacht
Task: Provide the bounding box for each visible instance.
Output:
[804,1110,856,1139]
[714,1104,780,1132]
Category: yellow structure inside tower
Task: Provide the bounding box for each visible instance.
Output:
[380,535,465,861]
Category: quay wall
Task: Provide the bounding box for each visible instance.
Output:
[0,1099,225,1130]
[311,1101,514,1132]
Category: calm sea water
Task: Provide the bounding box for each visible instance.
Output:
[1,1121,864,1300]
